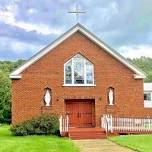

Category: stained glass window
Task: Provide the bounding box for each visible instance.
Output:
[64,54,94,85]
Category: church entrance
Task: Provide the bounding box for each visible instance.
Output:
[65,99,95,128]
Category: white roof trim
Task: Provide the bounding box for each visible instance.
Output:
[134,74,146,79]
[9,75,22,79]
[10,23,146,79]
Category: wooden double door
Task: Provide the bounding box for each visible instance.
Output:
[66,99,95,128]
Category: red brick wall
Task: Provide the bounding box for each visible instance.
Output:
[12,32,149,126]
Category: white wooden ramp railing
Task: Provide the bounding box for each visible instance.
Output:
[59,115,69,135]
[102,114,152,133]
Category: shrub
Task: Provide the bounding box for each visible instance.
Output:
[10,114,59,136]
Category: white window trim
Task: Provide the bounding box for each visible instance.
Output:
[144,92,152,108]
[71,58,74,84]
[63,54,95,86]
[84,59,87,84]
[63,84,96,87]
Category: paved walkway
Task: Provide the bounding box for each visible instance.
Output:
[74,139,135,152]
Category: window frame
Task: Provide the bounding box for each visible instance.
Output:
[144,92,151,101]
[144,92,152,108]
[63,54,95,87]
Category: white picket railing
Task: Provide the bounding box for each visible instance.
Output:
[101,114,113,133]
[59,115,69,135]
[102,114,152,133]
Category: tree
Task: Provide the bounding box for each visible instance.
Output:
[0,70,11,123]
[128,57,152,82]
[0,59,25,123]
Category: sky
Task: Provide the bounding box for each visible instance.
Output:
[0,0,152,61]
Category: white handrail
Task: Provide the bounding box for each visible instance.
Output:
[102,114,152,133]
[59,115,69,135]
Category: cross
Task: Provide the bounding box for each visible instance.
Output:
[68,2,86,22]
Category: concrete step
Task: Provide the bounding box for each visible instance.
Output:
[68,127,106,140]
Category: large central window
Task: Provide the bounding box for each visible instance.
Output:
[64,54,94,86]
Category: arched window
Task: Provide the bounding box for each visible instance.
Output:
[64,54,94,86]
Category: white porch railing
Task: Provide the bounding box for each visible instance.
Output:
[101,114,113,133]
[59,115,69,135]
[102,114,152,133]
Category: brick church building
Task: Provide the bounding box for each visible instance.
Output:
[10,24,152,138]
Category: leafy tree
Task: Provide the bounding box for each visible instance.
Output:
[128,57,152,82]
[146,71,152,82]
[0,59,25,123]
[0,70,11,123]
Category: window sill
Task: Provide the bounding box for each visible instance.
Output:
[108,104,114,106]
[63,84,96,87]
[106,104,116,107]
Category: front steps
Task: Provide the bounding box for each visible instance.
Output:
[68,128,106,140]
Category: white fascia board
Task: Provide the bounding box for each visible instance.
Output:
[10,24,146,79]
[78,27,146,78]
[10,26,79,77]
[9,75,22,79]
[134,74,146,79]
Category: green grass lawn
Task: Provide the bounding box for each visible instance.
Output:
[110,134,152,152]
[0,125,79,152]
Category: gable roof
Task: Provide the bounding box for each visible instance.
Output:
[10,23,146,79]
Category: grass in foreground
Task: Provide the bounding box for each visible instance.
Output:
[0,125,79,152]
[110,134,152,152]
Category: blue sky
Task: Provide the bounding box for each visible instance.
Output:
[0,0,152,60]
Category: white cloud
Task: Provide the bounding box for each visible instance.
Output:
[118,45,152,58]
[0,36,44,55]
[28,8,37,14]
[11,41,44,54]
[0,3,62,35]
[100,1,119,22]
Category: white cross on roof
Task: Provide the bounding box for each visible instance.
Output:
[68,2,86,22]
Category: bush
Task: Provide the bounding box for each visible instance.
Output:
[10,114,59,136]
